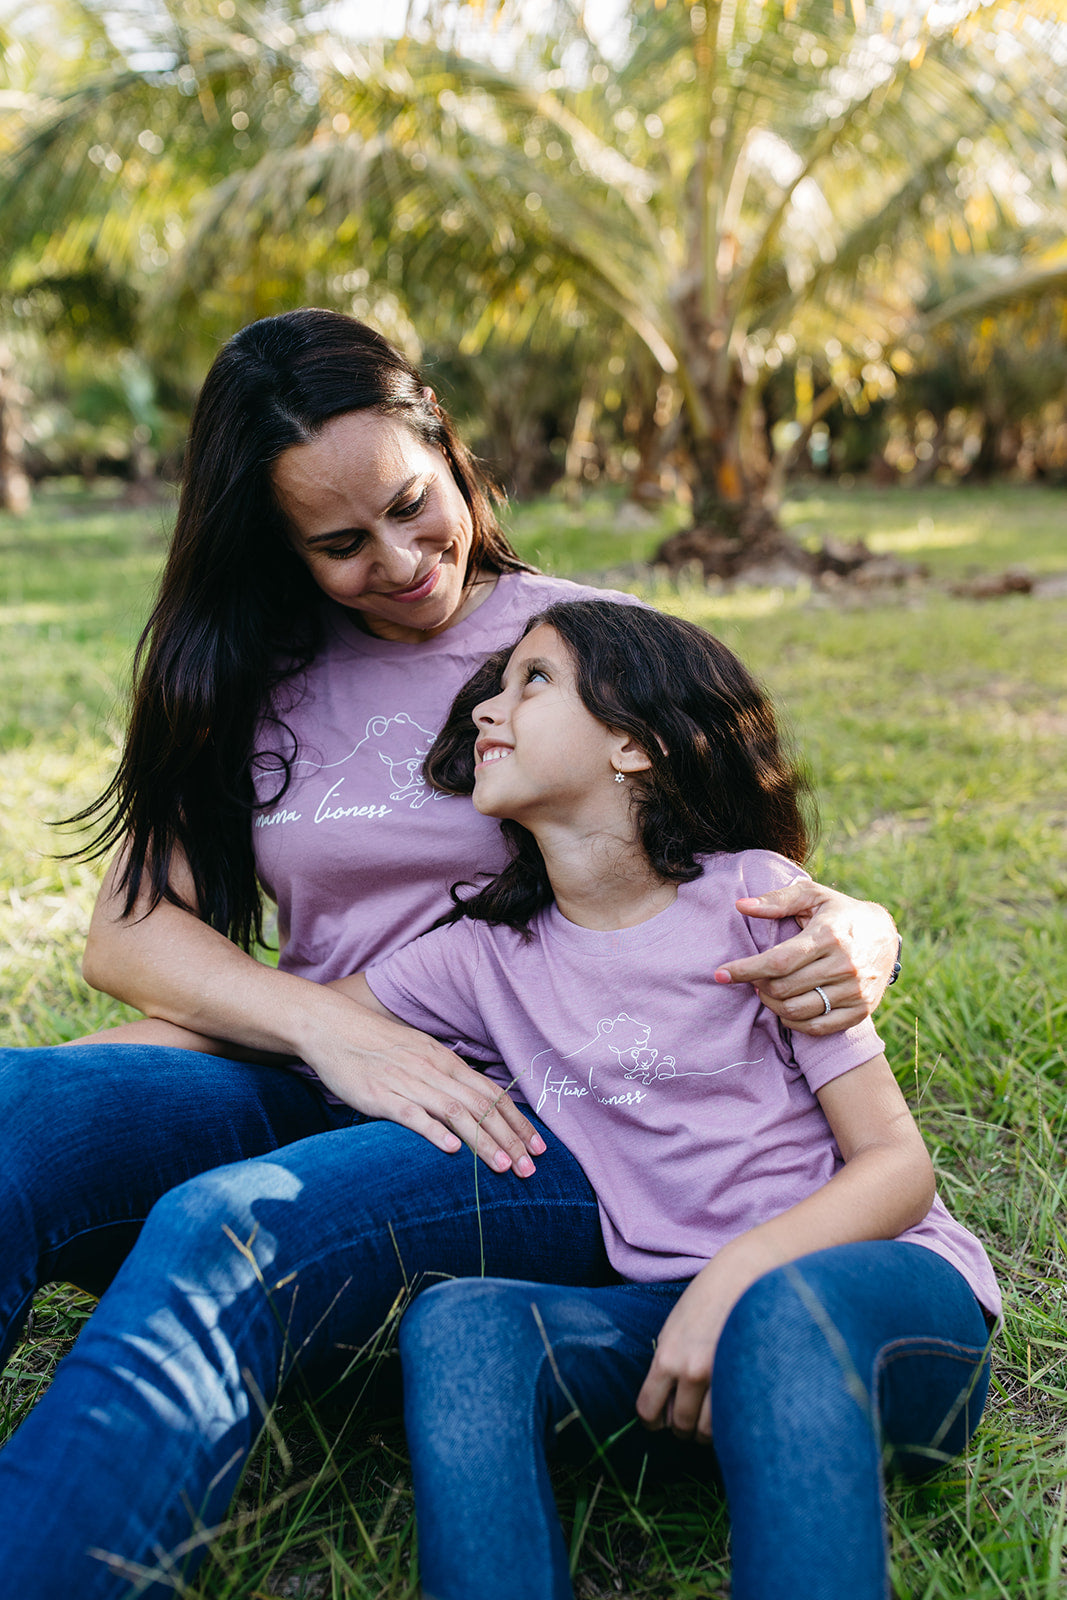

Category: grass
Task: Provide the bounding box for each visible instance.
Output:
[1,478,1065,1597]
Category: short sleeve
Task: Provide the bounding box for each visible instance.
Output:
[365,921,497,1062]
[736,851,885,1093]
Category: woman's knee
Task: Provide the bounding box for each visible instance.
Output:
[135,1156,306,1286]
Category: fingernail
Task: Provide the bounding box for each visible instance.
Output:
[714,968,732,984]
[494,1150,511,1171]
[529,1133,547,1155]
[516,1156,535,1178]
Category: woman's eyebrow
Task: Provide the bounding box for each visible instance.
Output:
[382,473,424,512]
[301,475,425,545]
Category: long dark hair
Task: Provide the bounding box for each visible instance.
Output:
[426,600,812,932]
[71,308,531,947]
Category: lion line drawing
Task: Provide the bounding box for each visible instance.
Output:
[532,1011,764,1114]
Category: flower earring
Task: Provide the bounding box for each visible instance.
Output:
[613,768,626,784]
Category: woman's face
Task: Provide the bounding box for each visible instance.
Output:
[272,409,478,643]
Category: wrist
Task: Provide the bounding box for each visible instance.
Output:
[286,979,361,1064]
[886,933,903,987]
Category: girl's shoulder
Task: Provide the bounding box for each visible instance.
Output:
[696,848,810,900]
[687,850,810,957]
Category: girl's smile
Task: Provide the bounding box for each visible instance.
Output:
[475,742,513,764]
[471,625,644,825]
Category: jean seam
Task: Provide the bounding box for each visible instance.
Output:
[878,1336,988,1370]
[873,1334,989,1472]
[38,1214,151,1262]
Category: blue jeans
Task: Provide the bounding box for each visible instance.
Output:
[400,1243,993,1600]
[0,1044,611,1596]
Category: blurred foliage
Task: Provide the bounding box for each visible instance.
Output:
[0,1,1066,518]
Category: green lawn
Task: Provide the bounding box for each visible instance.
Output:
[1,480,1065,1597]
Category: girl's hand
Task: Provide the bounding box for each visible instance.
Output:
[637,1053,934,1442]
[714,879,898,1035]
[636,1247,765,1443]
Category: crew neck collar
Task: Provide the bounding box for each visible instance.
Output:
[539,882,697,953]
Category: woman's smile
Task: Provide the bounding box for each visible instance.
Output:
[271,410,488,643]
[385,563,443,603]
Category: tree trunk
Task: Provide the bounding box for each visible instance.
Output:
[0,361,32,515]
[562,382,600,501]
[663,367,811,579]
[663,295,811,576]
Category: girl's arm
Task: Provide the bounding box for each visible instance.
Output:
[80,848,542,1177]
[635,1053,934,1442]
[714,881,899,1035]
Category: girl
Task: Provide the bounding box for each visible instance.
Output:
[346,599,999,1600]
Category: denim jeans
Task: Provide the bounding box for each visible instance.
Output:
[0,1044,611,1596]
[400,1242,993,1600]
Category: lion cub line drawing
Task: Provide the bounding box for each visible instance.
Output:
[293,712,444,810]
[533,1012,764,1115]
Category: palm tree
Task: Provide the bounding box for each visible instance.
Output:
[3,1,1066,556]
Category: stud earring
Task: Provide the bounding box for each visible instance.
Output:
[613,769,626,784]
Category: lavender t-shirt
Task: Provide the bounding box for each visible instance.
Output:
[250,570,633,984]
[366,850,1000,1314]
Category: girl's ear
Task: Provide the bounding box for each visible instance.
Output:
[610,733,657,775]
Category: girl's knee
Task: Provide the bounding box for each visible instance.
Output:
[719,1261,814,1365]
[401,1278,530,1365]
[715,1257,874,1431]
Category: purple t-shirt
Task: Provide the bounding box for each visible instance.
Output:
[251,570,633,983]
[366,850,1000,1314]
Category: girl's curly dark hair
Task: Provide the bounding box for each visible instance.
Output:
[426,600,813,933]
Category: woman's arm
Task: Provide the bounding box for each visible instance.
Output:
[635,1054,934,1442]
[714,880,899,1036]
[81,848,543,1176]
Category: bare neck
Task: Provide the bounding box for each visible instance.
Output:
[533,823,677,931]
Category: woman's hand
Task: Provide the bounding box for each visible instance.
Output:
[714,879,899,1035]
[82,849,544,1177]
[297,980,547,1179]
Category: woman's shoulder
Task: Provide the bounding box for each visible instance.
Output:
[489,569,644,627]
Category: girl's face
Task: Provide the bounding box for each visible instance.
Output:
[272,409,478,643]
[471,625,629,825]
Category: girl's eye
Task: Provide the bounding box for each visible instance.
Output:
[525,666,549,685]
[393,487,429,520]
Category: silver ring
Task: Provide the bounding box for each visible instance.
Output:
[813,985,832,1016]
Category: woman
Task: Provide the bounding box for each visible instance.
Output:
[0,310,899,1593]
